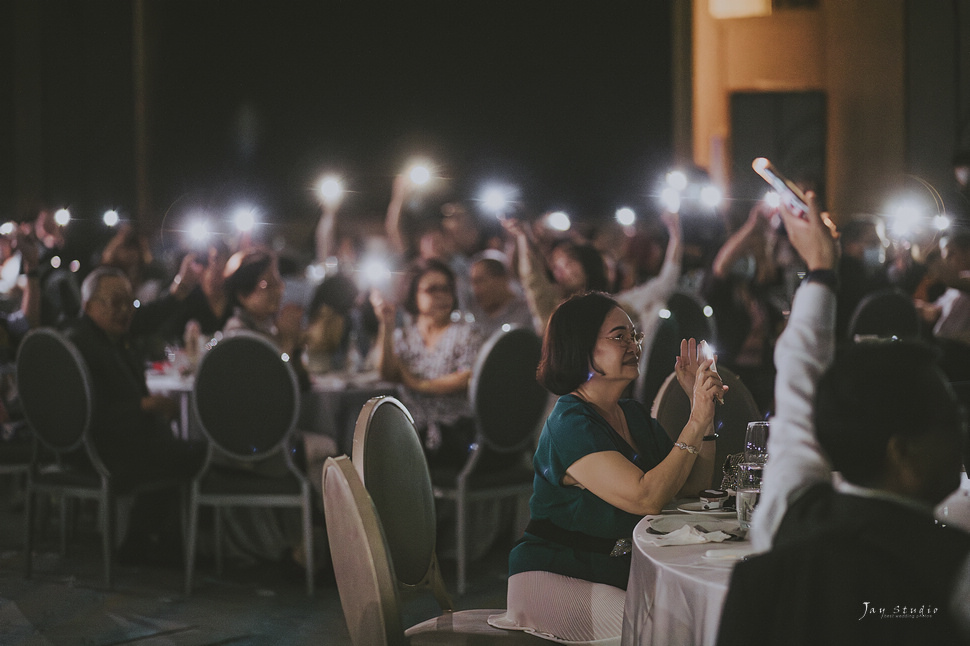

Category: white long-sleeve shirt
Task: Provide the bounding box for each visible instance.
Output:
[749,282,837,551]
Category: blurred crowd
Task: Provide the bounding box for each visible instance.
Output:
[2,153,970,454]
[1,151,969,576]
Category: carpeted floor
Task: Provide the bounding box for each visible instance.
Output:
[0,478,518,645]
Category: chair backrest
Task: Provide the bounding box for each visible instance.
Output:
[192,330,300,460]
[665,291,716,343]
[635,292,716,406]
[323,455,404,646]
[846,288,921,341]
[16,328,92,454]
[352,396,442,599]
[470,327,546,453]
[652,365,762,488]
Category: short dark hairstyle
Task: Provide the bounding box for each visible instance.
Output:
[471,256,508,279]
[814,341,964,486]
[223,248,274,306]
[551,240,610,293]
[402,257,457,317]
[537,291,619,395]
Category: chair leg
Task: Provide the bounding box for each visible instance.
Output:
[303,492,314,596]
[24,488,34,579]
[59,496,68,556]
[456,493,466,596]
[214,507,223,577]
[184,492,199,596]
[102,493,114,588]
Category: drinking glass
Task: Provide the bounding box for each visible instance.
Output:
[736,462,763,530]
[744,421,770,465]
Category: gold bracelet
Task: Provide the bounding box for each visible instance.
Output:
[674,441,699,455]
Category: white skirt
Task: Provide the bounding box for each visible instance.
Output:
[488,570,625,645]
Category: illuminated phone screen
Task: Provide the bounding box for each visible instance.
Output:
[752,158,809,218]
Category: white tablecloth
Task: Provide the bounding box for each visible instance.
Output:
[146,369,397,451]
[621,514,753,646]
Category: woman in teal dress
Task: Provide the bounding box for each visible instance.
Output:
[490,291,722,644]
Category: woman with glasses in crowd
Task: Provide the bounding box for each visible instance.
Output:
[372,257,484,468]
[490,291,723,644]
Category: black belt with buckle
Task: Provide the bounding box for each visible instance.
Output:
[525,518,632,558]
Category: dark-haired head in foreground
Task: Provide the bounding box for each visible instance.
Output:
[814,340,966,505]
[537,291,620,395]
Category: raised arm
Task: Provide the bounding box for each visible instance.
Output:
[16,231,41,329]
[711,204,770,280]
[369,289,403,384]
[566,359,722,515]
[502,217,561,333]
[315,204,339,265]
[384,175,410,258]
[750,191,839,551]
[618,211,683,371]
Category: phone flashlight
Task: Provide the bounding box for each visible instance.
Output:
[752,158,809,219]
[699,340,724,404]
[408,165,431,186]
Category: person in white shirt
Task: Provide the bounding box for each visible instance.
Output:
[717,191,970,646]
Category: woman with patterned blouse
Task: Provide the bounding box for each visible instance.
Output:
[373,257,483,467]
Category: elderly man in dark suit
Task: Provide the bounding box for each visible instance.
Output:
[716,194,970,646]
[66,266,201,563]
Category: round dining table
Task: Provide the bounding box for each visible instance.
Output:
[621,511,756,646]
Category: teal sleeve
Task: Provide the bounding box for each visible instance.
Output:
[535,403,617,486]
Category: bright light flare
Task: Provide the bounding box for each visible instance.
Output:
[700,185,722,208]
[888,202,922,238]
[615,207,636,226]
[0,222,15,236]
[408,164,431,186]
[361,257,392,287]
[54,209,71,226]
[703,305,714,318]
[233,207,257,233]
[188,220,211,243]
[317,176,344,205]
[933,214,952,231]
[764,191,781,209]
[660,187,681,213]
[659,308,671,319]
[307,263,326,282]
[103,210,120,227]
[547,211,571,232]
[480,186,512,216]
[666,171,688,192]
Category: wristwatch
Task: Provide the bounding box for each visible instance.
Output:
[803,269,838,290]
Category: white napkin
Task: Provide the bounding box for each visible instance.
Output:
[647,524,732,546]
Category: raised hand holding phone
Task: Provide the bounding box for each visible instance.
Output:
[776,189,838,272]
[752,157,809,219]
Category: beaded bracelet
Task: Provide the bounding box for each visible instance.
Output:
[674,441,699,455]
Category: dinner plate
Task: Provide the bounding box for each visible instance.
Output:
[648,515,740,535]
[676,501,736,517]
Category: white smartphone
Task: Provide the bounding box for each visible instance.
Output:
[752,157,809,219]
